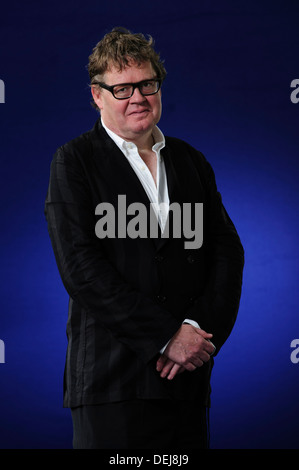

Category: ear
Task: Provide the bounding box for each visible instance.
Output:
[91,85,103,110]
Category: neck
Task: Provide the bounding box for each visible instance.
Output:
[101,118,155,151]
[124,130,154,152]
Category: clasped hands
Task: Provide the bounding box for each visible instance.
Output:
[156,323,215,380]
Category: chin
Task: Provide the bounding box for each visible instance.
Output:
[130,122,153,135]
[135,116,159,130]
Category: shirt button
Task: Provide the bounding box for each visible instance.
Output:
[187,255,195,263]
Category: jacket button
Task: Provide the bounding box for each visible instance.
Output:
[157,295,166,303]
[187,255,195,263]
[154,255,164,262]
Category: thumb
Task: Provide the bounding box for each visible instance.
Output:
[195,328,213,339]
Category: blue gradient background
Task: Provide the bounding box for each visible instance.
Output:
[0,0,298,449]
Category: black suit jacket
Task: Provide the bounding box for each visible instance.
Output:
[45,119,244,408]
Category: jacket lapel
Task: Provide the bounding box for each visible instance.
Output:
[155,139,206,252]
[154,143,185,252]
[91,120,152,208]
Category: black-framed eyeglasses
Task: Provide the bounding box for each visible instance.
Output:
[92,78,162,100]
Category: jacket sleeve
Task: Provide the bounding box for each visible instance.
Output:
[186,150,245,355]
[44,146,181,364]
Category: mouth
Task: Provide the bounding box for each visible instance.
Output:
[128,109,150,116]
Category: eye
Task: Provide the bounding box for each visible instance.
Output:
[140,80,158,94]
[114,85,132,97]
[142,80,154,88]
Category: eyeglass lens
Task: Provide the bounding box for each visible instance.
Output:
[113,80,159,99]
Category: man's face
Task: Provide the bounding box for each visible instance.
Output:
[91,60,162,144]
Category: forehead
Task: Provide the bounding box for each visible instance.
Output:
[104,60,155,84]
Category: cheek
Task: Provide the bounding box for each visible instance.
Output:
[105,101,127,123]
[151,96,162,117]
[153,92,162,107]
[111,101,128,116]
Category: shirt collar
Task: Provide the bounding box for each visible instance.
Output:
[101,118,165,157]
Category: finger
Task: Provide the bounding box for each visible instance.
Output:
[183,362,198,372]
[166,363,184,381]
[199,350,212,363]
[156,355,167,372]
[208,341,216,356]
[192,357,206,368]
[185,346,211,365]
[206,340,216,355]
[160,358,176,378]
[195,328,213,339]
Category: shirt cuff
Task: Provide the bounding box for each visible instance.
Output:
[183,318,200,329]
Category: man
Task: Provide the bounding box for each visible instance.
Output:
[45,27,244,449]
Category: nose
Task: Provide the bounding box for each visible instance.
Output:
[130,86,146,102]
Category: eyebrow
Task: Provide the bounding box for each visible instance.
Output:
[106,78,157,87]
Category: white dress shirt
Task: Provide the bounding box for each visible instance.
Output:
[102,119,169,232]
[101,119,201,353]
